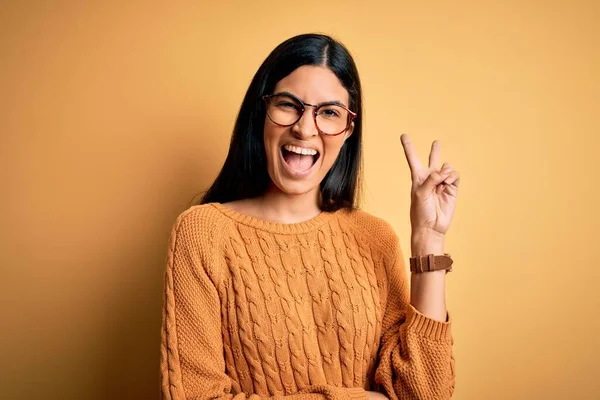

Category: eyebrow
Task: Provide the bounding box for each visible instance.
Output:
[275,91,348,108]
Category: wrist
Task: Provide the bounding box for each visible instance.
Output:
[411,229,445,256]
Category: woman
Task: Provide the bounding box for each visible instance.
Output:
[160,33,460,400]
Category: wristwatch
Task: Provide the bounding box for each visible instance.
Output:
[409,253,453,273]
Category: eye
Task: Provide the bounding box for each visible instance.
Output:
[276,101,298,109]
[319,106,342,118]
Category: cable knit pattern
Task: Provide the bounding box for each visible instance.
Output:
[160,203,455,400]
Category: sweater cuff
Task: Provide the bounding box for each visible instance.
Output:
[405,304,452,342]
[295,385,367,400]
[345,388,367,400]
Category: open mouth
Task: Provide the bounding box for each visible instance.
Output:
[281,145,320,173]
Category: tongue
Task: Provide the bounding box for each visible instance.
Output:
[284,151,314,171]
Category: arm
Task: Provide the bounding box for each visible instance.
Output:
[160,211,368,400]
[373,238,455,400]
[388,126,459,399]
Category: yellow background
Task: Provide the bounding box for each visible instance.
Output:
[2,1,598,399]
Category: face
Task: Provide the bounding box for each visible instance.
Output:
[263,65,354,198]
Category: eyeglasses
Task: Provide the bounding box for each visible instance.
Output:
[262,92,357,136]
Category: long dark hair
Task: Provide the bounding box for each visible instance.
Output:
[199,33,363,212]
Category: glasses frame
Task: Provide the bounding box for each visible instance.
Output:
[262,92,357,136]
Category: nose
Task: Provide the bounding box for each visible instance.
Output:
[292,108,318,139]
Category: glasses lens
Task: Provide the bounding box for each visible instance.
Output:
[266,94,302,126]
[316,104,349,135]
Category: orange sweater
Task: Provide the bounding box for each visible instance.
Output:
[160,203,455,400]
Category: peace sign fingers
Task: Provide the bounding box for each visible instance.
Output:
[399,133,460,237]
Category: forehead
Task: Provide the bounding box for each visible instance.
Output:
[273,65,350,106]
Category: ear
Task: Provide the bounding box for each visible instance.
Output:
[343,121,354,142]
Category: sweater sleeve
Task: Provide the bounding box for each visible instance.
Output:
[373,240,455,400]
[160,210,368,400]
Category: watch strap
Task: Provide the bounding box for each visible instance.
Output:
[409,253,453,273]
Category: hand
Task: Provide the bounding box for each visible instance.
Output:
[400,134,460,237]
[366,391,389,400]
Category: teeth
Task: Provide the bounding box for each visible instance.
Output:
[283,144,317,156]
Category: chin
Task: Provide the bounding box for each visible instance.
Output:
[271,178,320,196]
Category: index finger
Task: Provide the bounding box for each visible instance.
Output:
[400,134,423,175]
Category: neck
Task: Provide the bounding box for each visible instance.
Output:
[255,184,322,224]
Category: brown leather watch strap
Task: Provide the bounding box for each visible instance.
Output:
[409,253,453,273]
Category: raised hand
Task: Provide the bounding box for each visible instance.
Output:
[400,134,460,237]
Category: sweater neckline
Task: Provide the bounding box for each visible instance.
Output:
[210,202,338,234]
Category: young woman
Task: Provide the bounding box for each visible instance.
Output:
[160,33,460,400]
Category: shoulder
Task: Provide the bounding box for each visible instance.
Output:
[168,203,232,257]
[335,208,400,255]
[171,203,229,236]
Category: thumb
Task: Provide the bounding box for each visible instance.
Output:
[419,168,452,195]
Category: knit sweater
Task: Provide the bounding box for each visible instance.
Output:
[160,203,455,400]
